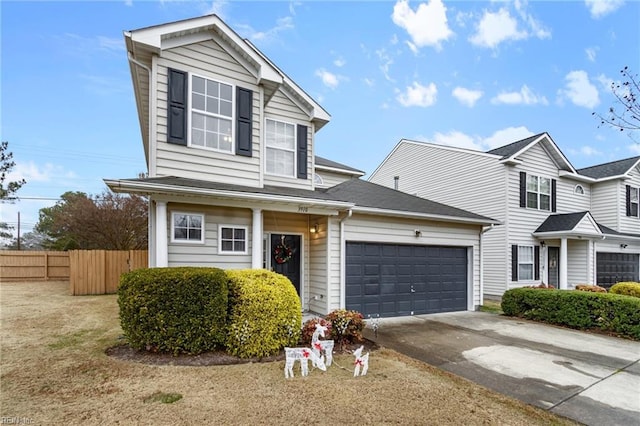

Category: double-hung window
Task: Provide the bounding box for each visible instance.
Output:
[191,75,233,152]
[265,119,296,177]
[518,245,534,281]
[527,175,551,211]
[172,213,204,243]
[219,226,247,254]
[631,187,639,217]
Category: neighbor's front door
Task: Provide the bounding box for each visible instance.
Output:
[270,234,301,296]
[548,247,560,287]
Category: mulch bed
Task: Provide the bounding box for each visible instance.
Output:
[106,339,379,367]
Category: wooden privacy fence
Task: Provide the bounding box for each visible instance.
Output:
[0,251,70,281]
[69,250,148,295]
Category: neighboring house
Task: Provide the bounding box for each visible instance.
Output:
[105,15,498,318]
[369,133,640,296]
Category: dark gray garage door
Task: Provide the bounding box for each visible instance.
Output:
[346,242,468,318]
[596,252,639,288]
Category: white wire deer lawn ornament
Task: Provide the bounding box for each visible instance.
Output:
[311,323,335,367]
[284,347,326,378]
[353,345,369,377]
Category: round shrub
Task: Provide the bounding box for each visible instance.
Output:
[325,309,364,347]
[118,267,228,355]
[610,282,640,298]
[225,270,301,358]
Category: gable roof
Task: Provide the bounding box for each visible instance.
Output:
[597,223,640,240]
[485,132,577,172]
[315,156,365,176]
[534,212,591,232]
[533,211,603,238]
[104,176,498,226]
[486,133,545,158]
[577,156,640,179]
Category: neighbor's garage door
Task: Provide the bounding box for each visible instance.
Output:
[346,242,468,318]
[596,252,639,288]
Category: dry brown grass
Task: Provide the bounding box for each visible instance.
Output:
[1,281,575,425]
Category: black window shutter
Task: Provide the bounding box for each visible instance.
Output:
[551,179,557,212]
[297,124,308,179]
[519,172,526,208]
[236,87,253,157]
[626,185,632,216]
[511,245,518,282]
[534,246,540,280]
[167,68,188,146]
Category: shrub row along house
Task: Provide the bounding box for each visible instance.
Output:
[105,15,638,318]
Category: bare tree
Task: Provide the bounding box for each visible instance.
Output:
[593,66,640,134]
[1,141,27,242]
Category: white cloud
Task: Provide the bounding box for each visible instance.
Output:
[391,0,454,51]
[585,0,624,19]
[452,87,483,107]
[629,143,640,154]
[242,16,294,44]
[491,85,549,106]
[585,46,598,62]
[581,146,602,156]
[363,78,375,87]
[376,48,395,82]
[432,131,480,150]
[205,0,228,18]
[8,161,77,185]
[558,70,600,109]
[469,8,527,48]
[482,126,535,149]
[333,57,346,67]
[315,69,342,89]
[397,82,438,107]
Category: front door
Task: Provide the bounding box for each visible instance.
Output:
[548,247,560,287]
[270,234,301,296]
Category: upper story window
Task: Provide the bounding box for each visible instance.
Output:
[219,225,248,254]
[266,118,296,177]
[190,75,233,153]
[172,212,204,243]
[574,185,585,195]
[628,186,639,217]
[527,175,551,211]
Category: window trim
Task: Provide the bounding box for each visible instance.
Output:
[265,117,297,178]
[631,186,639,218]
[526,174,551,211]
[171,212,205,244]
[187,72,235,154]
[314,173,324,186]
[517,245,535,281]
[574,184,585,195]
[218,225,249,255]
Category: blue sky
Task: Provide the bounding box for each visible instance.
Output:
[2,0,639,238]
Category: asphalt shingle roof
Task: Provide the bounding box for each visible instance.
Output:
[534,212,590,233]
[597,223,640,238]
[486,133,545,159]
[577,156,640,179]
[314,156,365,174]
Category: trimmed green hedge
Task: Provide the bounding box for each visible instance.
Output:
[118,267,228,355]
[610,282,640,298]
[501,288,640,340]
[225,269,301,358]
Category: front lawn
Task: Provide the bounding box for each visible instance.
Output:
[0,281,574,425]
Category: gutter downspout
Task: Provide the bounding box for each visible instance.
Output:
[479,224,494,308]
[339,209,353,309]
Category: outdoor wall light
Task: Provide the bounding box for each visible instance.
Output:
[620,244,628,249]
[310,223,319,234]
[414,229,422,237]
[540,241,546,247]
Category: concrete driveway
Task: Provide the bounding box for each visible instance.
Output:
[364,311,640,426]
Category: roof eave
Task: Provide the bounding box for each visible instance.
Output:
[532,231,604,239]
[315,164,366,177]
[352,206,500,226]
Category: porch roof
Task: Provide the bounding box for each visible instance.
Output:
[533,211,604,239]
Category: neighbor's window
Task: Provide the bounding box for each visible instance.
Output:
[631,187,639,217]
[191,75,233,152]
[219,225,247,254]
[527,175,551,211]
[172,213,204,243]
[266,118,295,177]
[518,245,534,281]
[574,185,585,195]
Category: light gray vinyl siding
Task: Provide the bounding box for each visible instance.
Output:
[370,142,505,221]
[154,40,262,187]
[620,167,640,234]
[343,214,482,308]
[591,180,620,229]
[482,225,508,296]
[308,216,328,314]
[263,89,314,190]
[567,239,590,287]
[327,216,342,312]
[167,204,252,268]
[557,179,591,212]
[316,170,354,188]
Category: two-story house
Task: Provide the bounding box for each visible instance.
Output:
[370,133,640,296]
[104,15,498,318]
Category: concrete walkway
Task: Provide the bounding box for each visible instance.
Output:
[364,311,640,426]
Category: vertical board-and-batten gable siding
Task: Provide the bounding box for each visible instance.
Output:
[591,180,620,230]
[167,204,252,268]
[263,89,313,190]
[620,167,640,234]
[308,216,328,314]
[155,41,261,187]
[343,214,481,307]
[370,143,506,220]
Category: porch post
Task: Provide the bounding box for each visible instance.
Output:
[155,201,168,267]
[251,208,263,269]
[559,237,568,290]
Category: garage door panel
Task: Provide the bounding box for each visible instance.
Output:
[346,242,467,318]
[596,252,639,288]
